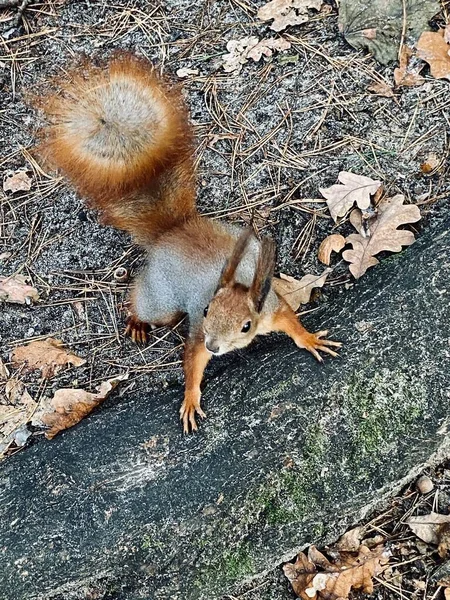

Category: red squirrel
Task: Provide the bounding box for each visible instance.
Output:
[38,54,341,433]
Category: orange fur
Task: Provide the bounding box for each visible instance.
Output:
[37,53,196,244]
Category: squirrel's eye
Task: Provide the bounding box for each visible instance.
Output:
[241,321,251,333]
[203,306,209,317]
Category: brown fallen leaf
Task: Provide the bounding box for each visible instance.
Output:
[417,29,450,81]
[0,378,36,457]
[0,274,39,305]
[11,338,86,379]
[394,45,425,87]
[338,0,440,65]
[342,195,421,279]
[3,169,32,193]
[285,544,390,599]
[319,172,382,223]
[336,526,366,552]
[420,152,440,174]
[272,269,331,310]
[222,36,291,73]
[283,552,317,600]
[318,234,346,265]
[407,512,450,558]
[367,80,396,98]
[40,374,128,439]
[257,0,323,32]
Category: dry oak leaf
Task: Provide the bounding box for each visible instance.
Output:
[319,171,382,223]
[284,544,390,600]
[222,36,291,73]
[257,0,323,32]
[407,511,450,557]
[3,169,32,193]
[336,526,366,552]
[417,29,450,81]
[367,80,396,98]
[246,37,291,61]
[394,45,425,87]
[342,195,421,279]
[11,338,86,379]
[40,374,128,439]
[272,269,330,310]
[0,274,39,305]
[318,234,346,265]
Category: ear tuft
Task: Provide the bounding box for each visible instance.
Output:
[251,237,276,312]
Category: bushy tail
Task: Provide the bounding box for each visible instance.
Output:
[38,54,197,243]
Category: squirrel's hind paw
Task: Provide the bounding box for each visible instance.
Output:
[180,392,206,434]
[125,316,150,345]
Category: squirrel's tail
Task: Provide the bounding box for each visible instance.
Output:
[38,54,197,243]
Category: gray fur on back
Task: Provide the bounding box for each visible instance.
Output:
[134,222,279,331]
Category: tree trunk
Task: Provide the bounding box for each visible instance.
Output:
[1,217,449,600]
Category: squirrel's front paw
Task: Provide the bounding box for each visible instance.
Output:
[180,391,206,434]
[125,315,149,344]
[298,330,342,362]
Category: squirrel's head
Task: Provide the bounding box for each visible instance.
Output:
[202,230,275,356]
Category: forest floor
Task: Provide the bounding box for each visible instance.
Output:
[0,1,449,599]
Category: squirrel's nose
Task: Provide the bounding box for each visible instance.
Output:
[205,339,220,354]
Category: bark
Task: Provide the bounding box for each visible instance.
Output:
[1,218,449,600]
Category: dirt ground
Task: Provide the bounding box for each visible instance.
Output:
[0,0,449,598]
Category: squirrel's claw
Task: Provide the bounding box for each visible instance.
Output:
[303,330,342,361]
[180,392,206,434]
[125,316,149,345]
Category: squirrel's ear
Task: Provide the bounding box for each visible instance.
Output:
[219,229,253,288]
[250,237,276,313]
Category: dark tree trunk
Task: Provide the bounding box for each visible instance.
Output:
[1,217,449,600]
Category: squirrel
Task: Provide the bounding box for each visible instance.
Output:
[38,53,341,433]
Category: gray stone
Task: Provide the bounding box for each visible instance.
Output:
[0,218,449,600]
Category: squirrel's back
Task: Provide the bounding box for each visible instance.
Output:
[38,54,197,243]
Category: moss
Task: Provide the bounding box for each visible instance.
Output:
[141,534,164,551]
[194,541,254,590]
[338,368,427,463]
[240,422,329,527]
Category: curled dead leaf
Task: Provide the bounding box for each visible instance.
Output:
[0,274,39,305]
[11,338,86,379]
[0,378,36,457]
[367,81,395,98]
[39,374,129,439]
[417,29,450,81]
[318,234,346,265]
[222,36,291,73]
[319,171,381,223]
[257,0,323,32]
[272,269,331,310]
[407,511,450,546]
[420,152,440,174]
[394,45,425,87]
[285,544,390,599]
[336,526,366,552]
[342,195,421,279]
